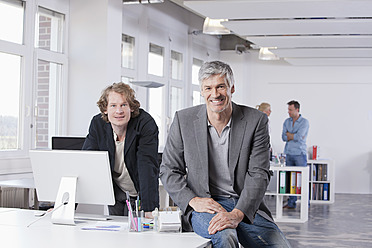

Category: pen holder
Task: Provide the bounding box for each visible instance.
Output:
[128,212,142,232]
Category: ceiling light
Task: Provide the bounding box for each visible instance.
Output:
[203,17,231,35]
[130,81,164,88]
[258,47,279,61]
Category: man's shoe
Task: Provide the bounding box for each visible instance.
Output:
[283,205,295,210]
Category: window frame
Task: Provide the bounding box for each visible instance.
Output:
[0,0,69,161]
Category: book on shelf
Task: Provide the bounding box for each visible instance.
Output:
[313,164,317,181]
[313,163,328,181]
[322,165,328,181]
[312,146,316,160]
[290,171,296,194]
[279,171,286,193]
[311,182,330,201]
[312,145,319,160]
[278,170,302,195]
[318,164,323,181]
[296,171,302,194]
[323,183,329,201]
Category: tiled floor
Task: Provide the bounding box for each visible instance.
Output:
[268,193,372,247]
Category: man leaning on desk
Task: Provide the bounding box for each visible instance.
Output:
[82,82,159,218]
[160,61,291,247]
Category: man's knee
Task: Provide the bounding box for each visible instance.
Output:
[212,228,239,248]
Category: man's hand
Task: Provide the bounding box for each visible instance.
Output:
[286,132,294,141]
[208,208,244,235]
[189,197,227,214]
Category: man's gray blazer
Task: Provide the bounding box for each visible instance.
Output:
[160,102,274,231]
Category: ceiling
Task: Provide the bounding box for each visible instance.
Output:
[169,0,372,66]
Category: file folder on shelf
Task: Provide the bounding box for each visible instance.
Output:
[290,171,296,194]
[313,164,318,181]
[296,171,302,194]
[279,171,286,193]
[323,183,329,201]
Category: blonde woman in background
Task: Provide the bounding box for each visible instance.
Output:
[256,102,271,117]
[257,102,273,161]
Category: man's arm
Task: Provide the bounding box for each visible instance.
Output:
[82,116,100,150]
[234,113,271,224]
[136,116,160,212]
[286,132,294,141]
[292,119,309,142]
[282,120,289,142]
[159,112,198,214]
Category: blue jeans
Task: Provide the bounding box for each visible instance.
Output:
[286,154,307,208]
[191,197,291,248]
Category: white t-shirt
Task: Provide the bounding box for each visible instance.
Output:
[112,133,137,197]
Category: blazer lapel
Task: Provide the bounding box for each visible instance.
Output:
[229,103,246,182]
[194,105,209,188]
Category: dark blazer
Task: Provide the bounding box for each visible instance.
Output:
[160,102,273,231]
[82,109,159,212]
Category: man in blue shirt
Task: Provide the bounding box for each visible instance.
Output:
[282,100,309,209]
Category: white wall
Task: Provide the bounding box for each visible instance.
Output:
[68,0,123,136]
[67,0,219,137]
[221,50,372,194]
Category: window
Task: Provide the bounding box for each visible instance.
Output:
[148,87,164,146]
[169,50,184,119]
[170,50,183,80]
[0,0,24,151]
[192,58,203,86]
[0,1,67,154]
[36,7,64,53]
[148,43,165,146]
[34,60,62,149]
[170,86,182,119]
[33,7,66,149]
[0,0,23,44]
[192,58,203,106]
[121,76,133,85]
[121,34,135,69]
[0,52,21,150]
[193,91,202,107]
[148,43,164,77]
[121,76,134,91]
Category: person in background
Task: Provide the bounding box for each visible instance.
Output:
[160,61,291,247]
[83,82,159,217]
[257,102,273,159]
[256,102,271,117]
[282,100,309,209]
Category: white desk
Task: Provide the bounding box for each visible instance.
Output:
[0,208,211,248]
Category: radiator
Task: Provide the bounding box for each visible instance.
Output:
[0,187,30,209]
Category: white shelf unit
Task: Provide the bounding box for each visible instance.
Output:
[307,159,335,204]
[266,165,309,223]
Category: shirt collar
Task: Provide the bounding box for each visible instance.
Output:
[207,117,232,128]
[291,114,303,122]
[113,131,125,143]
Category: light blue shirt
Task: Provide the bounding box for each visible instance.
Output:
[282,115,309,155]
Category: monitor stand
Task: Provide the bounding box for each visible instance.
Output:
[51,177,77,225]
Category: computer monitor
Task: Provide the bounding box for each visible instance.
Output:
[29,150,115,225]
[51,136,86,150]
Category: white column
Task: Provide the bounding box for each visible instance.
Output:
[68,0,122,135]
